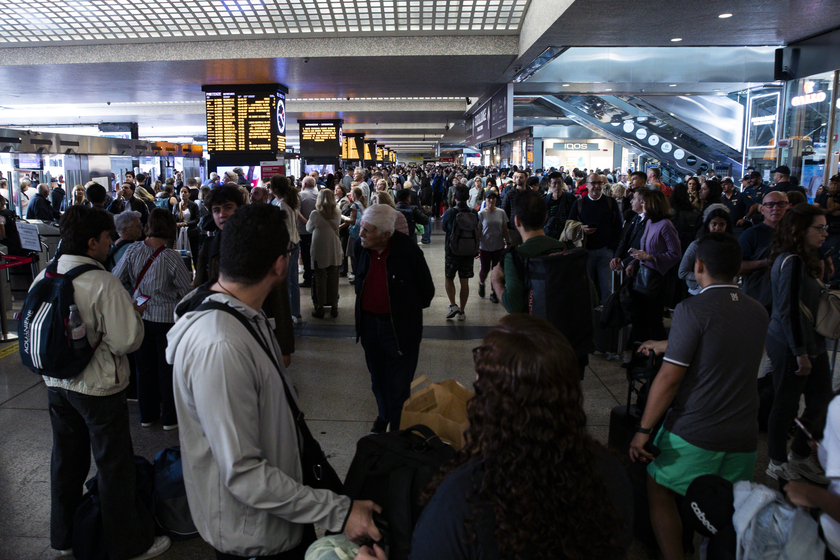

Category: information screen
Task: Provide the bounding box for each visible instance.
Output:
[376,146,384,162]
[364,142,374,162]
[204,86,286,153]
[298,120,342,157]
[342,137,361,160]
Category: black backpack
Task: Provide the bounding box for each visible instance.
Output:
[396,205,415,236]
[448,208,480,257]
[18,260,101,379]
[153,446,199,541]
[343,425,455,560]
[512,247,595,355]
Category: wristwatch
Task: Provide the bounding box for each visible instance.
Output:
[636,427,652,434]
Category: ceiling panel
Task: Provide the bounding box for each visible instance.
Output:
[0,0,529,46]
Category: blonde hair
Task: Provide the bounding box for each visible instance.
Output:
[371,190,396,209]
[316,189,339,220]
[134,187,154,203]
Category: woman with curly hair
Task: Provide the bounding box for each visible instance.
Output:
[356,314,632,560]
[765,203,834,483]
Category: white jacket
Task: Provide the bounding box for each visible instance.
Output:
[167,292,351,556]
[38,254,144,396]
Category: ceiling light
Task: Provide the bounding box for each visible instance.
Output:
[562,84,570,87]
[669,84,677,87]
[671,38,682,42]
[605,88,612,91]
[719,13,733,18]
[713,89,721,91]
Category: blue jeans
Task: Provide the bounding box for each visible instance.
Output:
[360,313,420,430]
[586,246,613,304]
[421,223,431,244]
[287,243,301,317]
[48,387,154,557]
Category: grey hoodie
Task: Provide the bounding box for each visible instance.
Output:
[167,291,351,556]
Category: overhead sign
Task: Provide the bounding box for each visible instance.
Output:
[472,101,491,144]
[489,84,513,139]
[342,134,364,161]
[364,140,376,162]
[260,163,285,180]
[376,145,384,162]
[298,119,342,158]
[203,84,288,153]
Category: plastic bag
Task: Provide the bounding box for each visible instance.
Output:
[304,534,360,560]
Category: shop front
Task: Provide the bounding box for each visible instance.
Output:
[543,138,615,172]
[778,70,839,198]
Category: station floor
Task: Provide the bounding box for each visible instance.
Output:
[0,220,796,559]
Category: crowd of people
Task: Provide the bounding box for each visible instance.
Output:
[11,160,840,560]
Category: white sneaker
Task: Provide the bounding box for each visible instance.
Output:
[788,452,830,485]
[127,536,171,560]
[53,549,73,557]
[457,311,466,321]
[766,461,802,481]
[446,305,460,320]
[163,424,178,431]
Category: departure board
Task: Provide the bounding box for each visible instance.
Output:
[298,120,342,157]
[203,84,287,154]
[342,137,361,160]
[376,146,384,162]
[363,142,373,161]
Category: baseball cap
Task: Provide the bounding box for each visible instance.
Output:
[770,165,791,176]
[721,177,734,185]
[749,171,763,180]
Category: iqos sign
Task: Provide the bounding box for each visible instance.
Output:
[555,142,597,151]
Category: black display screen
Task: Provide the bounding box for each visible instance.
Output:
[299,120,342,158]
[203,84,287,154]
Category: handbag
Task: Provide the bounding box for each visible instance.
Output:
[799,283,840,340]
[633,264,664,298]
[195,301,344,493]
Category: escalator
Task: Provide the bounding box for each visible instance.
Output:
[541,93,745,181]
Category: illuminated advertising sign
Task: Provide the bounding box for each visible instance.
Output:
[791,81,827,107]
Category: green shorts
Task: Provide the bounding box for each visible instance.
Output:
[646,429,756,496]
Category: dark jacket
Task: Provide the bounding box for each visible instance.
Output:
[50,186,65,212]
[353,231,435,352]
[26,193,60,221]
[107,196,150,225]
[172,200,201,235]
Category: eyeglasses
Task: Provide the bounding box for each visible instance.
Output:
[762,201,790,209]
[810,225,829,232]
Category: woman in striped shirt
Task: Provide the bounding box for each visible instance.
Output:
[113,208,192,430]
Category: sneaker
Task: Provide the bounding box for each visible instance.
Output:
[53,549,73,557]
[489,292,499,304]
[348,274,355,281]
[446,305,460,320]
[141,421,155,428]
[371,417,388,435]
[457,311,465,321]
[766,461,802,481]
[127,536,171,560]
[163,424,178,431]
[478,283,486,298]
[788,452,830,484]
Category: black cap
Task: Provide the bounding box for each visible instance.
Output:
[681,475,734,538]
[749,171,763,180]
[830,174,840,183]
[722,177,734,185]
[740,176,751,182]
[770,165,791,176]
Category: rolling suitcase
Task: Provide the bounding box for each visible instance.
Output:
[594,271,629,355]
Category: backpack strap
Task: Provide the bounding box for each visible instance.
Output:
[134,245,166,294]
[195,300,304,424]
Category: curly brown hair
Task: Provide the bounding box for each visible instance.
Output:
[769,202,826,278]
[422,314,625,560]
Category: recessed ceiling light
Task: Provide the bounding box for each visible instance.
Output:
[605,88,612,91]
[671,38,682,42]
[562,84,570,87]
[713,88,721,91]
[719,13,733,18]
[669,84,677,87]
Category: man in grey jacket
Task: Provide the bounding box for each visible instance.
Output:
[168,203,380,558]
[39,206,169,559]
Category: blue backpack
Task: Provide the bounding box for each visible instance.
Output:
[18,260,102,379]
[153,446,199,541]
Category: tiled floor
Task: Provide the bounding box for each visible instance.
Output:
[0,223,788,559]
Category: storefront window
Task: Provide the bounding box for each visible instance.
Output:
[781,71,835,194]
[743,88,782,178]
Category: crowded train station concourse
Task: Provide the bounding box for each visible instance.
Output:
[2,0,840,559]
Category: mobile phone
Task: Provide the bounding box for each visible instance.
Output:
[134,294,151,305]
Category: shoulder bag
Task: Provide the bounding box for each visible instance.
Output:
[195,301,343,493]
